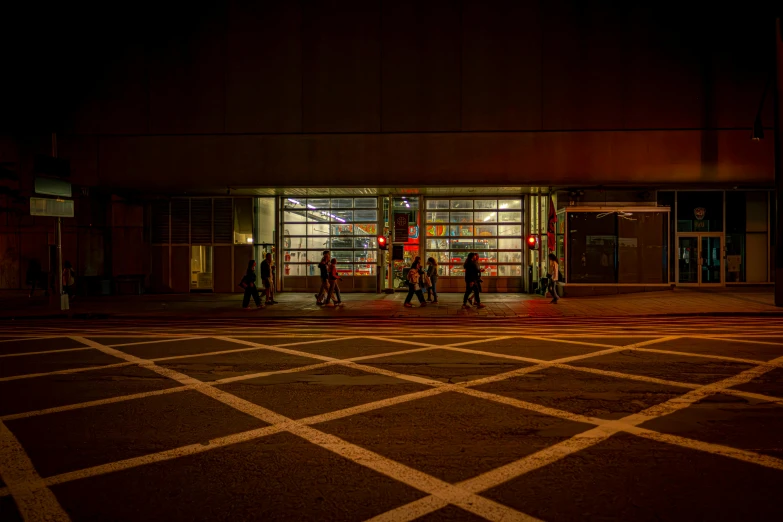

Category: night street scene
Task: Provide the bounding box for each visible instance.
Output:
[1,2,783,521]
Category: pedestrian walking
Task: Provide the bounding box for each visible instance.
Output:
[462,253,485,309]
[240,260,264,309]
[260,253,278,305]
[315,250,331,306]
[404,259,427,308]
[426,257,439,303]
[26,259,45,297]
[62,260,76,300]
[325,258,343,306]
[548,252,561,304]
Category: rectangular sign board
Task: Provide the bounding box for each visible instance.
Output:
[30,197,74,218]
[393,212,409,242]
[392,245,404,261]
[35,177,72,198]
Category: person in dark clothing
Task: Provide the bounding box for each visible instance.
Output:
[26,259,46,297]
[260,253,278,304]
[462,253,485,309]
[426,257,439,303]
[241,260,264,309]
[62,260,76,299]
[315,250,331,305]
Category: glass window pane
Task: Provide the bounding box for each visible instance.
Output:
[335,264,353,276]
[499,265,522,276]
[450,225,473,236]
[426,200,450,209]
[450,263,466,276]
[354,264,376,276]
[498,225,522,236]
[426,212,449,223]
[305,251,324,263]
[331,210,352,223]
[498,251,522,263]
[330,198,352,209]
[354,198,377,208]
[475,211,497,223]
[355,223,377,235]
[306,198,329,209]
[283,210,307,223]
[676,191,723,232]
[427,239,449,250]
[354,210,378,222]
[283,223,306,236]
[437,265,450,276]
[435,252,451,264]
[474,200,498,210]
[450,212,473,223]
[330,236,354,250]
[475,225,497,236]
[307,223,330,236]
[356,250,377,263]
[307,237,329,249]
[475,238,497,250]
[618,212,667,284]
[284,198,306,209]
[331,224,354,236]
[330,251,353,263]
[498,238,522,250]
[499,212,522,223]
[427,224,449,236]
[499,199,522,209]
[307,210,330,222]
[568,212,617,284]
[451,200,473,209]
[451,239,473,250]
[354,237,377,249]
[283,251,306,263]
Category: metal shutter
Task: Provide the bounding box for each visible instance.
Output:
[171,199,190,244]
[190,199,212,244]
[213,198,233,244]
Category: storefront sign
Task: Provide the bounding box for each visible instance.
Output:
[408,225,418,239]
[694,207,707,230]
[394,213,409,242]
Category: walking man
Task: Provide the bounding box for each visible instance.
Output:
[315,250,331,305]
[260,253,278,305]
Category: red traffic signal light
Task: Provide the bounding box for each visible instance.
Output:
[526,234,540,249]
[378,235,388,250]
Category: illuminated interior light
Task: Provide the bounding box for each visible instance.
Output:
[246,237,253,243]
[288,198,301,205]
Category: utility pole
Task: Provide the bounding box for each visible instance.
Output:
[775,18,783,306]
[52,132,67,311]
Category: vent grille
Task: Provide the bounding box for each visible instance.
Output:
[190,199,212,244]
[213,198,233,243]
[171,199,190,244]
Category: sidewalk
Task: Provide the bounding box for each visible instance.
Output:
[0,287,779,320]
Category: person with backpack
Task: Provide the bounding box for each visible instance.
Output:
[315,250,331,306]
[403,259,427,308]
[260,253,278,305]
[325,258,343,306]
[548,252,561,304]
[425,257,439,303]
[462,253,485,309]
[62,260,76,300]
[240,260,264,309]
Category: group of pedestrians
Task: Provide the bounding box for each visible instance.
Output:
[240,253,278,309]
[315,250,344,306]
[403,253,487,309]
[26,259,76,299]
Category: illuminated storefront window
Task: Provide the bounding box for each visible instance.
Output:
[424,199,523,277]
[282,198,378,277]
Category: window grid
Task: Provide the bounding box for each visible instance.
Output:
[282,198,379,277]
[425,199,524,277]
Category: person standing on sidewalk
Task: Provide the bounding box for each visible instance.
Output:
[240,260,264,309]
[325,257,343,306]
[260,253,278,305]
[462,253,485,309]
[404,259,427,308]
[62,260,76,300]
[548,252,561,304]
[426,257,439,303]
[315,250,331,306]
[26,259,46,298]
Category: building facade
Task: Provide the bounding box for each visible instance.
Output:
[0,2,779,295]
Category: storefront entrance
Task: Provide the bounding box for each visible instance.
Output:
[677,234,723,286]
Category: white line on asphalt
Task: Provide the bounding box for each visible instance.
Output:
[0,421,70,521]
[0,347,95,358]
[0,361,136,382]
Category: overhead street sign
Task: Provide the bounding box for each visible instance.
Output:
[30,197,74,218]
[35,177,72,198]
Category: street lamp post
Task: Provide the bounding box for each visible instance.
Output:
[775,18,783,306]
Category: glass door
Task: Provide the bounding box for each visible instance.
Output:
[677,236,699,284]
[700,235,722,285]
[676,235,722,285]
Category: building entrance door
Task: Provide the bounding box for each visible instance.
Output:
[676,234,723,286]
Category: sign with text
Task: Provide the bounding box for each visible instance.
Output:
[30,197,74,217]
[35,177,72,198]
[394,212,409,242]
[392,245,404,261]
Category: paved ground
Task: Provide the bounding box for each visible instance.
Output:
[1,317,783,521]
[1,287,779,320]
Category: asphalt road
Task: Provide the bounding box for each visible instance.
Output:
[1,317,782,521]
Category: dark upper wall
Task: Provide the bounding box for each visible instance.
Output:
[1,1,778,190]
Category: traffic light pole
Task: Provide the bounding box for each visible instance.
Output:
[775,18,783,306]
[52,132,67,311]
